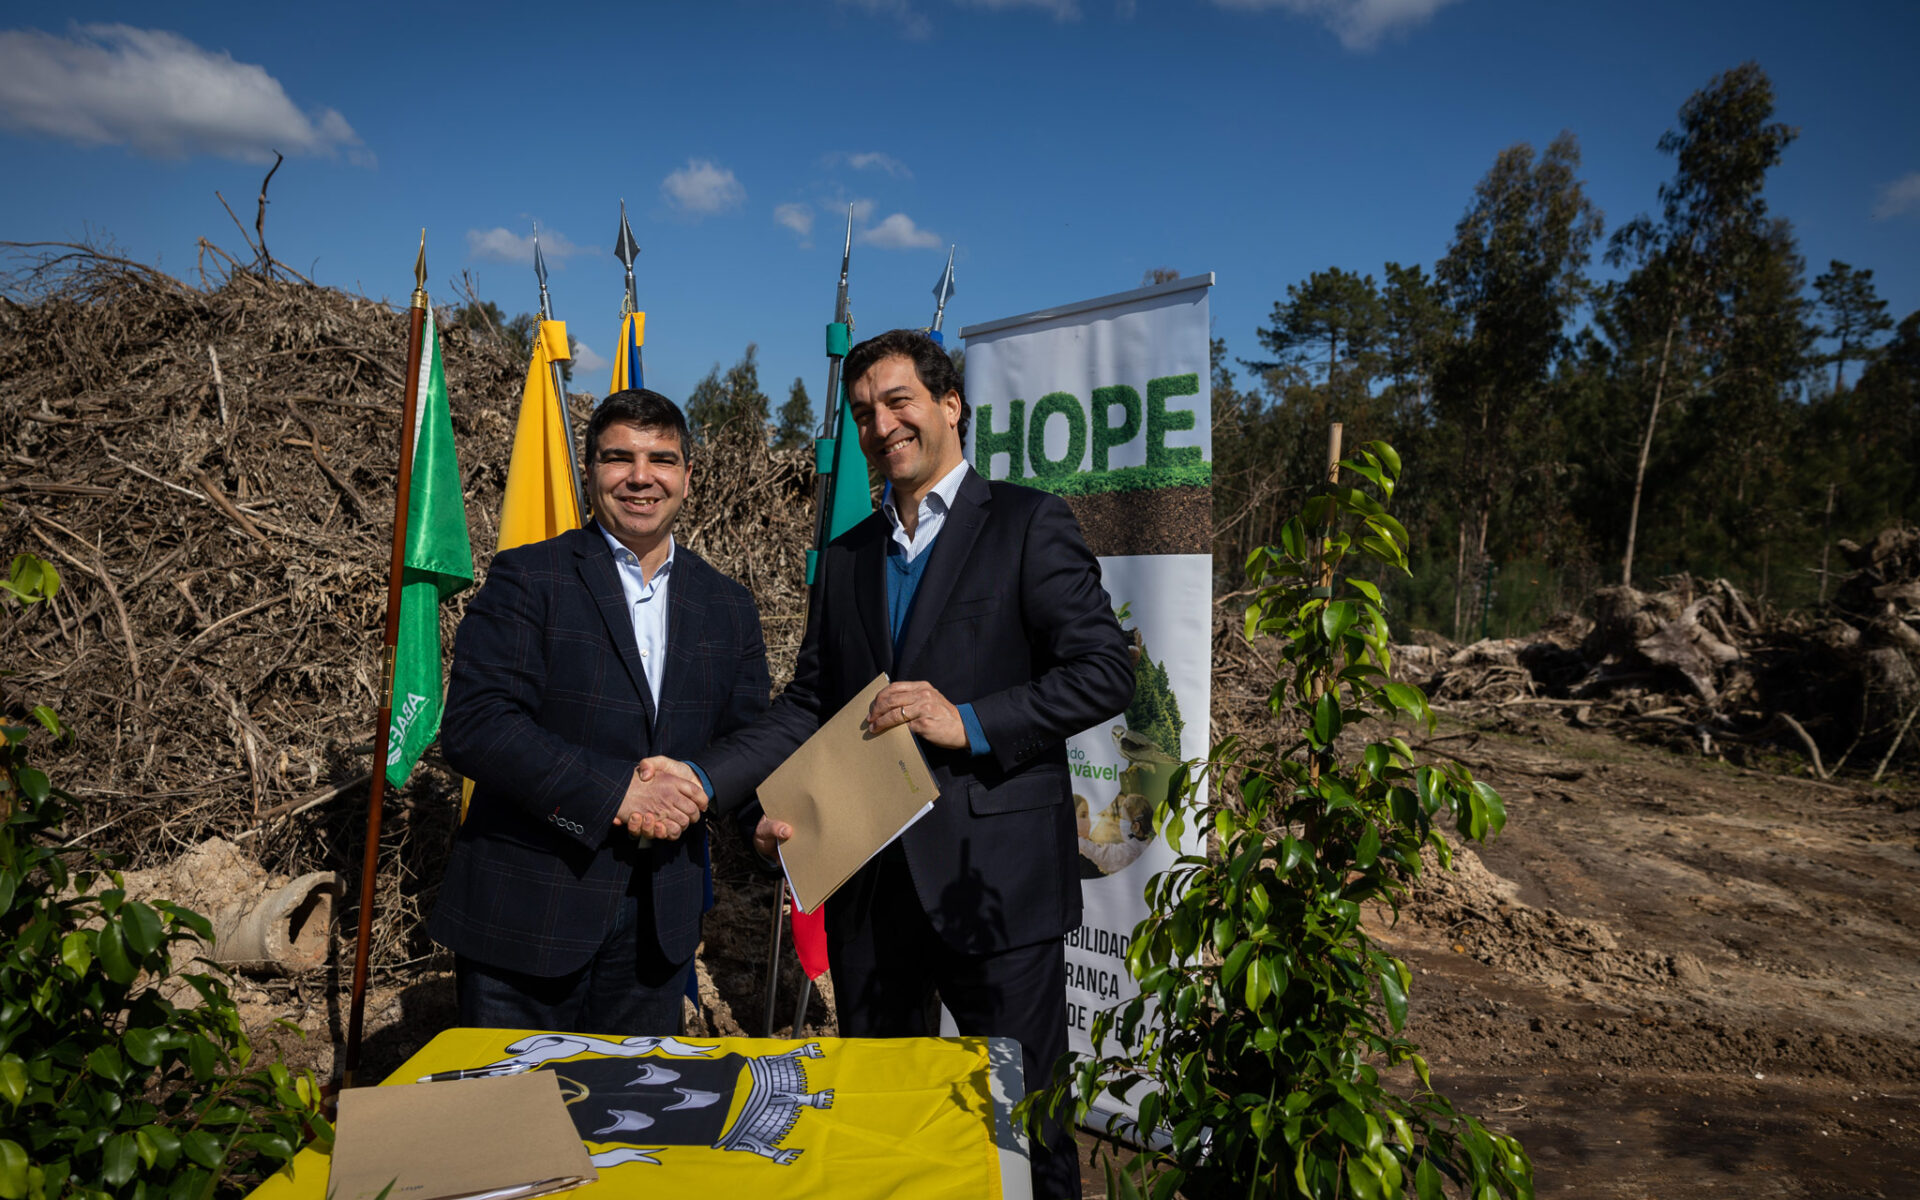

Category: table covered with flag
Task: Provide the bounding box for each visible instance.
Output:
[249,1030,1030,1200]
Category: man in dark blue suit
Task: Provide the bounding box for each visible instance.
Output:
[686,330,1133,1198]
[430,390,769,1035]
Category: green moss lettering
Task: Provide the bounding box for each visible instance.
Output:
[973,399,1025,480]
[1028,391,1087,479]
[1146,373,1201,471]
[1091,384,1142,471]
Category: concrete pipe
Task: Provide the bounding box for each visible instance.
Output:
[209,871,339,974]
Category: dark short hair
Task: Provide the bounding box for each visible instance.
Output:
[586,389,692,466]
[843,329,970,443]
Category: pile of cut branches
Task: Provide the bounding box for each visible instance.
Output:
[1,243,814,975]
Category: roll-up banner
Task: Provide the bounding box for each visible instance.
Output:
[960,273,1213,1133]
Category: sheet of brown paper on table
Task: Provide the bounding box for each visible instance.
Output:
[328,1069,597,1200]
[759,672,938,914]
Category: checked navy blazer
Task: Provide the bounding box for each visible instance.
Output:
[429,523,770,976]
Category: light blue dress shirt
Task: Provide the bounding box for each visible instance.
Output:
[599,526,674,715]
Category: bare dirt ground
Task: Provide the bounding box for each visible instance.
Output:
[1370,711,1920,1199]
[271,704,1920,1199]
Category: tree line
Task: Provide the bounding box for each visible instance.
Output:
[458,64,1914,639]
[1214,61,1915,638]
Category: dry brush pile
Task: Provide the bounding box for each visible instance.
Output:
[0,244,814,979]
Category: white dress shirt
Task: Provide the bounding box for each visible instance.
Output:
[599,526,674,713]
[882,459,971,563]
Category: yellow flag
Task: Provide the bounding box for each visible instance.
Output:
[610,311,647,392]
[498,319,583,551]
[251,1030,1012,1200]
[464,320,582,820]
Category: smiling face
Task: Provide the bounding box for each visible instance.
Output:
[848,353,964,509]
[589,420,690,564]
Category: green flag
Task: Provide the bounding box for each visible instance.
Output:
[387,308,474,788]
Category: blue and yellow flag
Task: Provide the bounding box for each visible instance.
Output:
[610,311,646,392]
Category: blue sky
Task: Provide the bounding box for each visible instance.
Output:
[3,1,1916,412]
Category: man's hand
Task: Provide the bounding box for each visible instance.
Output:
[866,680,968,749]
[754,815,795,859]
[613,757,706,840]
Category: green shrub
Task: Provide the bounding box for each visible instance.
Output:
[2,555,328,1200]
[1033,441,1532,1199]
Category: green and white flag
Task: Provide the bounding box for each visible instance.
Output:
[387,307,474,788]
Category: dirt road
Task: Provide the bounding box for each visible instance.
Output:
[1376,715,1920,1198]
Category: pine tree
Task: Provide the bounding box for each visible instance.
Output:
[774,376,814,451]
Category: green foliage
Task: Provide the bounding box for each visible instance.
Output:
[1,560,328,1199]
[1249,267,1385,389]
[1812,260,1893,394]
[1214,62,1919,627]
[686,344,771,440]
[1034,443,1530,1199]
[774,376,815,453]
[3,555,60,607]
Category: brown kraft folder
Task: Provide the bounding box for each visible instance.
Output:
[328,1069,597,1200]
[758,672,938,914]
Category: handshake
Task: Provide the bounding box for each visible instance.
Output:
[613,757,706,841]
[610,756,795,858]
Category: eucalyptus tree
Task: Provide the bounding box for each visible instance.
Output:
[1432,132,1602,635]
[1605,62,1798,586]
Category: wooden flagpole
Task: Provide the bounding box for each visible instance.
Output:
[343,232,430,1088]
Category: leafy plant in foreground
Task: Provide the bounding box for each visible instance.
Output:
[1,554,328,1199]
[1032,440,1532,1199]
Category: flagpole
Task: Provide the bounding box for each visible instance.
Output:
[807,206,856,580]
[762,206,857,1037]
[615,200,644,390]
[343,232,431,1088]
[533,223,588,521]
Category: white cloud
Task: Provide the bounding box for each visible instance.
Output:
[465,226,589,266]
[956,0,1082,18]
[1873,171,1920,220]
[775,203,815,239]
[661,158,745,215]
[571,340,610,375]
[1209,0,1459,50]
[831,150,913,178]
[838,0,934,39]
[0,24,365,162]
[859,213,943,250]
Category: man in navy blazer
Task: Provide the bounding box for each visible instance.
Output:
[690,329,1133,1198]
[430,390,770,1035]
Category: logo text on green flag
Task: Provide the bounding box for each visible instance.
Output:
[388,308,474,788]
